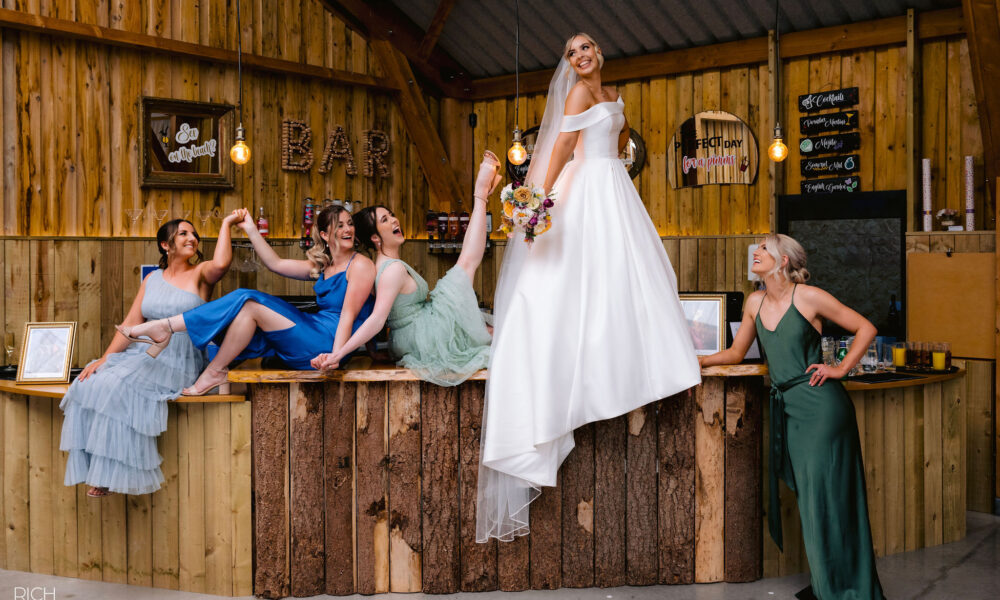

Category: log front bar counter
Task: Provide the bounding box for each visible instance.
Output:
[0,362,968,598]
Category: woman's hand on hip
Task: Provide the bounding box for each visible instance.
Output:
[805,363,846,386]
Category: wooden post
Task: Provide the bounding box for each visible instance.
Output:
[626,404,657,585]
[906,9,919,232]
[724,379,763,582]
[594,416,627,587]
[356,382,390,594]
[420,383,461,593]
[388,382,422,592]
[289,383,326,596]
[458,382,498,592]
[657,391,695,584]
[251,384,290,599]
[324,382,357,596]
[561,424,595,588]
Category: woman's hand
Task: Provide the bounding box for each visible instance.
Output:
[236,209,256,233]
[311,353,340,371]
[805,363,846,387]
[77,357,107,381]
[222,208,248,227]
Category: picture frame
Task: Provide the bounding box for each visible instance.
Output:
[678,294,726,356]
[139,96,235,189]
[16,322,77,384]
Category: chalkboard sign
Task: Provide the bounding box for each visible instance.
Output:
[799,132,860,155]
[800,111,858,134]
[798,87,859,112]
[801,154,860,177]
[800,176,861,194]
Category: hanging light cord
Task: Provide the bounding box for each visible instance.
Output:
[236,0,243,126]
[774,0,780,132]
[514,0,519,129]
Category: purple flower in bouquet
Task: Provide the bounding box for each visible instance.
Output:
[529,216,538,226]
[543,198,554,208]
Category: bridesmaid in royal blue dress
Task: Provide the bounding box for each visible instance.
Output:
[121,204,375,395]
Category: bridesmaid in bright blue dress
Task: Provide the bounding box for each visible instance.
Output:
[122,204,375,395]
[60,213,245,497]
[310,152,503,386]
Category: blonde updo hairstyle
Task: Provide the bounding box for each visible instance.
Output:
[564,32,604,68]
[761,233,810,284]
[305,204,355,279]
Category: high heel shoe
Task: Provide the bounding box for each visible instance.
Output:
[115,321,172,358]
[182,367,231,396]
[475,150,503,199]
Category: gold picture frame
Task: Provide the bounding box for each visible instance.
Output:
[16,322,77,384]
[678,294,726,356]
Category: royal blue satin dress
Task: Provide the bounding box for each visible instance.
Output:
[184,256,374,369]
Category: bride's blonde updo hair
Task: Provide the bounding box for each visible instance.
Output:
[564,32,604,68]
[761,233,810,283]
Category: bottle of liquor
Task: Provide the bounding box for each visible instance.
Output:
[256,206,269,237]
[459,210,470,242]
[300,199,314,249]
[436,214,448,253]
[886,293,901,339]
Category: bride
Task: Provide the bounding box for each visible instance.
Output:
[476,33,702,542]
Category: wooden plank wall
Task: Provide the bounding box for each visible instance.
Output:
[762,374,984,577]
[469,36,988,235]
[0,0,433,240]
[0,391,252,596]
[0,235,762,369]
[250,378,764,597]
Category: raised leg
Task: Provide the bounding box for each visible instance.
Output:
[456,151,501,282]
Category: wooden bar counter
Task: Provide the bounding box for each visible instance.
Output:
[231,362,770,597]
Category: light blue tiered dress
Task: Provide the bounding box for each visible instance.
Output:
[378,260,491,386]
[60,269,207,495]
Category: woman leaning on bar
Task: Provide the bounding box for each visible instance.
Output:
[698,233,886,600]
[59,211,245,498]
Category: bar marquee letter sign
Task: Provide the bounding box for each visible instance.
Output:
[139,97,235,189]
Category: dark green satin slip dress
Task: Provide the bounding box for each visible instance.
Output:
[756,285,886,600]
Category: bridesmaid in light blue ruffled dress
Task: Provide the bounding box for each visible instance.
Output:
[60,212,245,497]
[310,151,503,386]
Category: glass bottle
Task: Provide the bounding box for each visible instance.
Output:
[256,206,269,237]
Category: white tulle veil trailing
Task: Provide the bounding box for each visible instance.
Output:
[475,57,578,543]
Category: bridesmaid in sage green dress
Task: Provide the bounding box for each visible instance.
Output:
[700,234,885,600]
[310,151,503,385]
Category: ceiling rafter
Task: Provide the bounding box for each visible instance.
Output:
[417,0,457,61]
[320,0,470,96]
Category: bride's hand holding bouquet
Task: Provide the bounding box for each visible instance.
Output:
[498,182,555,245]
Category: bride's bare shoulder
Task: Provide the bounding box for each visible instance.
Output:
[564,82,594,115]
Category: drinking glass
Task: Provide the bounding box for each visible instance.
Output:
[932,343,947,371]
[892,342,907,369]
[881,342,896,372]
[197,209,213,227]
[125,208,144,229]
[862,342,878,373]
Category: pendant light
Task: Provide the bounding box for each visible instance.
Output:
[230,0,251,165]
[767,0,787,163]
[507,0,527,166]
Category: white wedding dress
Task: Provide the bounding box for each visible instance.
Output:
[477,95,702,541]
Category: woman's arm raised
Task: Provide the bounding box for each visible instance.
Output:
[311,261,407,370]
[329,255,376,355]
[235,210,314,280]
[199,209,246,285]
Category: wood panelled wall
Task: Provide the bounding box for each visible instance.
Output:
[0,0,434,239]
[471,36,988,235]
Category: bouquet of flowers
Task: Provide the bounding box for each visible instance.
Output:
[498,182,555,245]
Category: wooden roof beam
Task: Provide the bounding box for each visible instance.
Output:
[321,0,471,97]
[962,0,1000,194]
[370,38,466,211]
[467,7,965,100]
[0,7,396,91]
[418,0,457,61]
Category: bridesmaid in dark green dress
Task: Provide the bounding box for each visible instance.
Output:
[700,234,886,600]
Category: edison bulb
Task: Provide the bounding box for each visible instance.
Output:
[768,138,788,162]
[507,140,527,165]
[230,139,251,164]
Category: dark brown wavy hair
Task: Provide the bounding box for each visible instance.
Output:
[157,219,203,269]
[353,205,388,255]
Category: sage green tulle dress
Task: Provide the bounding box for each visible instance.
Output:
[758,285,885,600]
[378,259,490,386]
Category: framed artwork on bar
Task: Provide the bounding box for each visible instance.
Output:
[679,294,726,356]
[139,97,235,189]
[16,322,77,384]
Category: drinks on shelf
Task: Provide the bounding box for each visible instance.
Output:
[257,206,269,237]
[459,211,470,241]
[300,198,315,249]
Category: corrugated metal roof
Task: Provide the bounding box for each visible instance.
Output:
[391,0,960,78]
